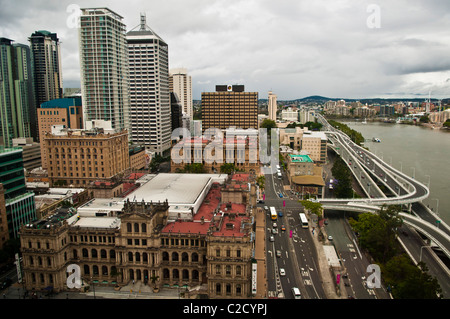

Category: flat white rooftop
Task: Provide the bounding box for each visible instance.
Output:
[125,173,227,205]
[77,198,125,216]
[323,245,341,268]
[73,217,120,229]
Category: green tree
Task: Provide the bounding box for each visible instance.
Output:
[328,119,365,145]
[349,205,402,263]
[382,254,442,299]
[220,163,239,174]
[260,119,277,137]
[183,163,206,173]
[300,200,323,219]
[256,175,265,190]
[331,157,353,198]
[419,114,430,123]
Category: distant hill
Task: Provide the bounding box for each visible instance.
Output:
[197,96,450,105]
[280,95,450,104]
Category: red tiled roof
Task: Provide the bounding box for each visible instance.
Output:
[162,219,210,235]
[231,173,250,182]
[125,173,146,180]
[219,203,246,215]
[161,183,250,237]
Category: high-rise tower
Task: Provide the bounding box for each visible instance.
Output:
[0,38,35,147]
[79,8,130,131]
[127,13,171,155]
[268,91,277,121]
[29,30,63,141]
[169,68,193,121]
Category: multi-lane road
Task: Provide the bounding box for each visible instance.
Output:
[316,114,450,297]
[317,114,450,260]
[262,165,392,299]
[263,169,326,299]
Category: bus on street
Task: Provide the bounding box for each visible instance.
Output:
[270,207,277,221]
[299,213,308,228]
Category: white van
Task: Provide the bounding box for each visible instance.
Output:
[292,287,301,299]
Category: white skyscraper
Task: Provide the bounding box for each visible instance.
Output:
[268,91,277,121]
[79,8,130,131]
[127,14,171,155]
[169,68,193,121]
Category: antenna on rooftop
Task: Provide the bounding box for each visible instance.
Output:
[140,12,146,31]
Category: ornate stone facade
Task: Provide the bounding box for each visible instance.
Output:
[19,174,258,298]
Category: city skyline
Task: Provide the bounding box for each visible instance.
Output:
[2,1,450,101]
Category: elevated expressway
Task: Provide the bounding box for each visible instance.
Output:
[316,115,450,259]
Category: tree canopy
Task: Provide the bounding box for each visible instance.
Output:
[331,157,353,198]
[349,205,403,263]
[300,200,323,219]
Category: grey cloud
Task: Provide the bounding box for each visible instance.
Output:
[2,0,450,99]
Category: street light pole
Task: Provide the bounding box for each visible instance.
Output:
[411,167,415,179]
[433,198,439,215]
[420,245,428,262]
[425,175,430,189]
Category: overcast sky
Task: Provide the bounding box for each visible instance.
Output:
[2,0,450,100]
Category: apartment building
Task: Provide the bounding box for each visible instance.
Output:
[268,91,277,121]
[79,8,130,131]
[170,68,193,121]
[302,131,327,163]
[44,121,130,187]
[0,38,35,147]
[201,85,258,132]
[29,30,63,140]
[37,97,83,169]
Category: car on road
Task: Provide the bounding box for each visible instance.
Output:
[272,228,278,234]
[276,250,282,258]
[278,211,283,217]
[279,268,286,276]
[273,222,277,228]
[270,235,275,242]
[291,287,301,299]
[278,193,283,198]
[328,235,333,241]
[281,225,286,231]
[264,206,269,211]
